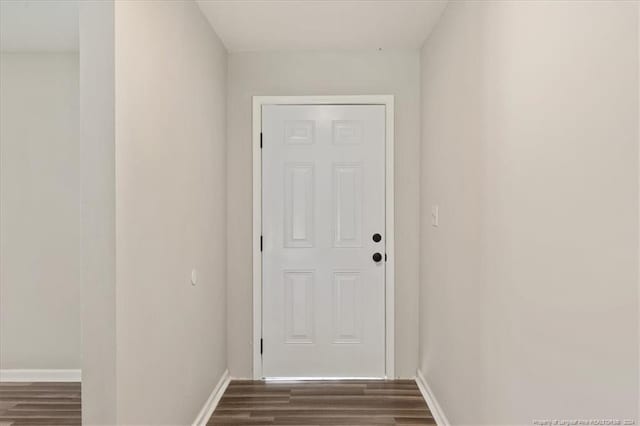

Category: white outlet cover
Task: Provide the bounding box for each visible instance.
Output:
[191,269,197,286]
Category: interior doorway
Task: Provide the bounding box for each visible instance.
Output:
[252,96,395,379]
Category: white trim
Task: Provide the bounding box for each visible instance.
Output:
[637,3,640,418]
[416,369,450,426]
[252,95,396,379]
[0,369,81,382]
[192,369,231,426]
[252,96,263,379]
[384,96,395,379]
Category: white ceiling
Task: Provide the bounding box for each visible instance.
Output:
[0,0,78,52]
[0,1,446,53]
[196,0,448,52]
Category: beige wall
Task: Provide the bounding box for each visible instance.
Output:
[227,50,421,378]
[0,53,80,370]
[112,1,228,423]
[420,1,639,424]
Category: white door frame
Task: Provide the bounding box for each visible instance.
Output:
[252,95,395,379]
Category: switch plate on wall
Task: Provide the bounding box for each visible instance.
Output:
[431,205,439,227]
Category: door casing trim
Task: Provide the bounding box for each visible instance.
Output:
[252,95,395,379]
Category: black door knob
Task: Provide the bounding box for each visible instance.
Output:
[372,233,382,243]
[372,252,383,263]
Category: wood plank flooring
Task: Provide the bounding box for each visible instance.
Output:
[208,379,434,426]
[0,379,431,425]
[0,382,81,426]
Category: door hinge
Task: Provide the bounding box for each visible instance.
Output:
[260,338,263,355]
[260,235,263,252]
[385,253,387,262]
[260,132,263,148]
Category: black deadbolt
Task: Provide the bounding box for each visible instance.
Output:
[372,233,382,243]
[372,252,383,263]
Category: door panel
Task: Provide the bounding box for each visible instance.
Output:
[284,271,314,344]
[284,164,314,247]
[262,105,386,378]
[332,271,362,344]
[333,163,363,248]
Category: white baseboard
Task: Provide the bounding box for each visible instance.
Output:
[192,369,230,426]
[416,369,450,426]
[0,369,81,382]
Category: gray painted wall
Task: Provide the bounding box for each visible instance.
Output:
[0,53,80,371]
[113,1,228,423]
[227,50,421,378]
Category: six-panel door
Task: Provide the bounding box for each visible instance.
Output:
[262,105,386,378]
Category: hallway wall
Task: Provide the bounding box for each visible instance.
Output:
[419,1,639,424]
[112,1,228,423]
[79,1,228,424]
[79,2,116,422]
[227,50,421,378]
[0,53,80,371]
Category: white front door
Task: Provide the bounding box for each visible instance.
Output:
[262,104,386,378]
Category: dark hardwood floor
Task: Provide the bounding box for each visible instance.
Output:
[0,379,432,425]
[0,382,81,426]
[208,379,435,426]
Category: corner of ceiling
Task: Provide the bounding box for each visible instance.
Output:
[418,0,449,52]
